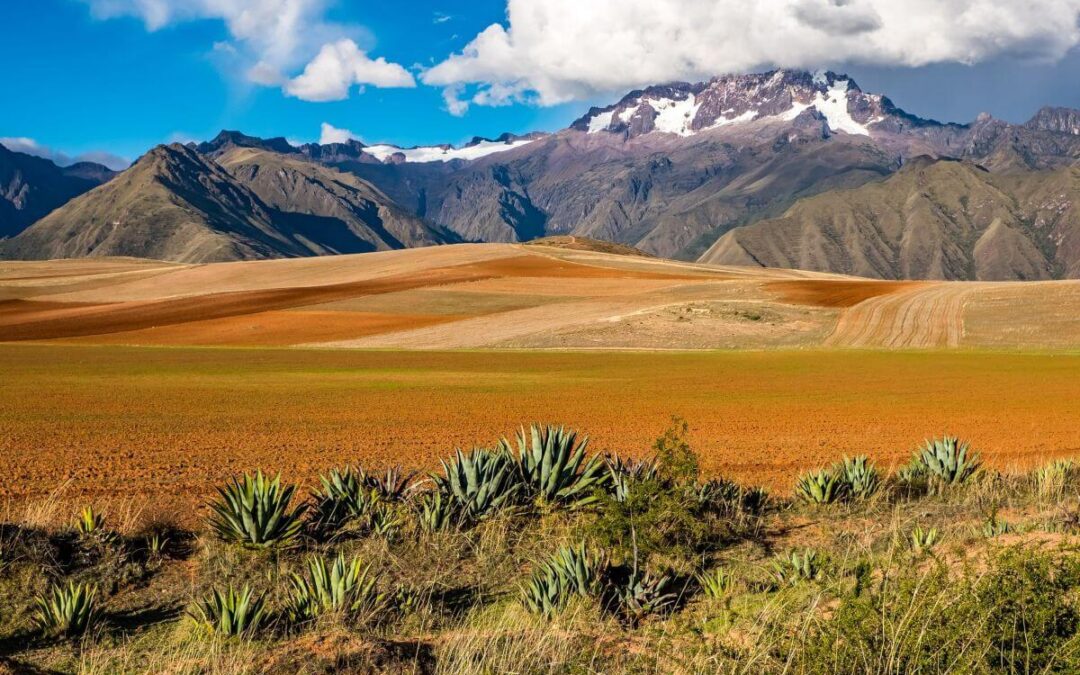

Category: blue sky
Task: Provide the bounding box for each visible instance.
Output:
[3,0,1080,168]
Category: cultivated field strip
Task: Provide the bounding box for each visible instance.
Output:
[826,282,985,348]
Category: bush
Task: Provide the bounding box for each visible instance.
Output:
[33,581,99,637]
[207,471,306,548]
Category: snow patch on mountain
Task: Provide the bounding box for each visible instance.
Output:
[810,80,871,136]
[649,95,701,136]
[365,139,534,162]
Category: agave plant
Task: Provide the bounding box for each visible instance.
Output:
[284,553,384,623]
[416,490,466,533]
[366,502,403,539]
[909,526,940,554]
[983,515,1014,538]
[691,473,743,505]
[606,569,677,627]
[696,567,735,600]
[207,471,307,548]
[189,584,266,638]
[33,581,99,637]
[914,437,981,489]
[75,506,106,537]
[364,466,420,503]
[794,469,847,505]
[834,456,881,499]
[310,467,380,532]
[501,425,607,509]
[432,448,522,519]
[604,454,661,503]
[773,549,822,585]
[520,543,601,618]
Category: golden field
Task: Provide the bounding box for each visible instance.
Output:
[1,344,1078,519]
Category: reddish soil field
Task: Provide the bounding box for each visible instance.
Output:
[2,345,1078,523]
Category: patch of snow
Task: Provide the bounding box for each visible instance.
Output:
[813,69,829,87]
[365,139,535,163]
[647,95,701,136]
[809,79,871,136]
[618,105,640,124]
[780,101,812,121]
[708,109,759,128]
[587,110,615,134]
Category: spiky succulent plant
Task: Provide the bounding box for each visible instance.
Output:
[520,543,601,618]
[794,469,847,505]
[33,581,99,637]
[310,467,380,532]
[363,466,420,503]
[914,437,981,489]
[416,490,466,533]
[833,455,881,499]
[75,506,106,537]
[909,526,940,554]
[604,454,661,503]
[773,549,822,585]
[432,447,522,519]
[606,569,677,627]
[189,584,266,638]
[501,425,607,509]
[207,471,306,548]
[284,553,384,623]
[696,568,735,600]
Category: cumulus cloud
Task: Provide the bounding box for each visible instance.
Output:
[319,122,357,145]
[0,137,130,171]
[423,0,1080,109]
[285,39,416,102]
[80,0,411,100]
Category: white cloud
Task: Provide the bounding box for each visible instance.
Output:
[285,39,416,102]
[81,0,411,99]
[319,122,357,145]
[0,137,130,171]
[424,0,1080,108]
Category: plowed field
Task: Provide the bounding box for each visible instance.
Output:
[2,345,1078,520]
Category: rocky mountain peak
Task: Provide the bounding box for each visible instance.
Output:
[573,68,927,139]
[196,130,299,157]
[1026,106,1080,135]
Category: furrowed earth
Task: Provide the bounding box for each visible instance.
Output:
[2,240,1079,519]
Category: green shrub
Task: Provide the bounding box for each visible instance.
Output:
[432,448,522,519]
[833,455,881,499]
[794,469,847,505]
[189,584,266,638]
[501,424,607,509]
[914,436,981,490]
[207,471,306,548]
[33,581,99,637]
[520,543,601,618]
[284,553,384,623]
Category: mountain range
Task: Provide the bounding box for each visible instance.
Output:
[3,69,1080,280]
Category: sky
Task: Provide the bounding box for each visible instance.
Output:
[3,0,1080,170]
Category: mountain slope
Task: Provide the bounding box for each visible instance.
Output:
[0,144,114,238]
[216,147,453,251]
[701,157,1080,280]
[0,143,451,263]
